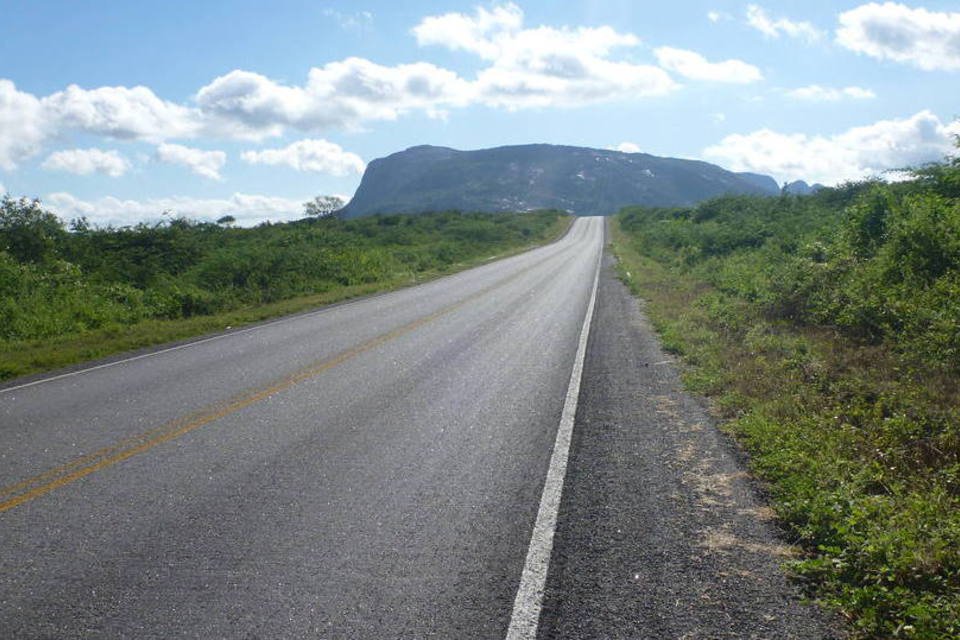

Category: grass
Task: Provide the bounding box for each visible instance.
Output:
[611,216,960,639]
[0,214,572,382]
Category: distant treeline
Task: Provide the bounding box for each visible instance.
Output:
[616,151,960,637]
[0,206,563,346]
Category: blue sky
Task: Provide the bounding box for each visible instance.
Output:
[1,1,958,225]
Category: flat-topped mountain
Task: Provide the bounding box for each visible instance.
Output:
[339,144,781,218]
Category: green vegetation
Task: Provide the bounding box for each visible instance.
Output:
[0,201,567,380]
[613,153,960,638]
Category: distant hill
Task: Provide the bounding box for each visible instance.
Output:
[339,144,782,218]
[783,180,825,195]
[735,172,781,194]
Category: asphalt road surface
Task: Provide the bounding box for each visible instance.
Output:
[0,216,833,638]
[537,251,837,639]
[0,218,602,638]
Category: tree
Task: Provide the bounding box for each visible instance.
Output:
[0,196,67,263]
[303,195,345,218]
[907,134,960,198]
[216,215,236,226]
[69,216,91,233]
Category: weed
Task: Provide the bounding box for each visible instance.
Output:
[611,156,960,637]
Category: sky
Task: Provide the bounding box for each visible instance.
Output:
[0,0,958,226]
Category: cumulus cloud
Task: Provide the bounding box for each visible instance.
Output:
[746,5,822,42]
[44,191,310,227]
[41,148,130,177]
[156,143,226,180]
[241,139,365,175]
[703,110,960,185]
[787,85,876,101]
[836,3,960,71]
[654,47,762,83]
[612,142,641,153]
[0,79,201,169]
[413,3,677,108]
[0,3,719,169]
[412,2,524,57]
[44,84,201,141]
[0,60,470,166]
[0,80,49,170]
[196,59,471,137]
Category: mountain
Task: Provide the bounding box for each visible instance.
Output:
[735,172,781,194]
[339,144,782,218]
[783,180,825,195]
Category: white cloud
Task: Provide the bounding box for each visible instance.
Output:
[156,143,226,180]
[787,85,876,101]
[310,57,472,118]
[0,4,694,169]
[193,71,305,139]
[746,5,822,42]
[654,47,762,83]
[0,59,470,167]
[474,58,676,109]
[413,3,677,108]
[241,139,365,175]
[707,11,729,23]
[322,8,373,31]
[703,110,960,185]
[196,58,471,137]
[44,191,310,227]
[837,3,960,71]
[0,80,50,170]
[41,148,130,177]
[412,2,524,57]
[0,79,202,169]
[44,84,201,141]
[612,142,641,153]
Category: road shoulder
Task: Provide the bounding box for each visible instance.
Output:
[536,247,841,639]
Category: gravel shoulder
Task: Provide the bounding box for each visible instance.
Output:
[536,244,843,639]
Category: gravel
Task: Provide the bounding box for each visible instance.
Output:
[536,245,843,639]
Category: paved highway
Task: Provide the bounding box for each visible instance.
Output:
[0,217,603,638]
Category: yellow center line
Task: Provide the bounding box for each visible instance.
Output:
[0,245,571,514]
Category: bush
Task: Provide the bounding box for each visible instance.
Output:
[614,150,960,637]
[0,207,564,344]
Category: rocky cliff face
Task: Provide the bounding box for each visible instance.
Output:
[339,144,781,218]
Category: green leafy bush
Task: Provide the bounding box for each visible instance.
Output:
[614,152,960,637]
[0,207,563,350]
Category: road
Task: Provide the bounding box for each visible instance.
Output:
[0,216,836,639]
[538,252,836,639]
[0,217,604,638]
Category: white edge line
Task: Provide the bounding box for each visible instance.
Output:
[0,312,302,394]
[0,231,570,396]
[505,221,603,640]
